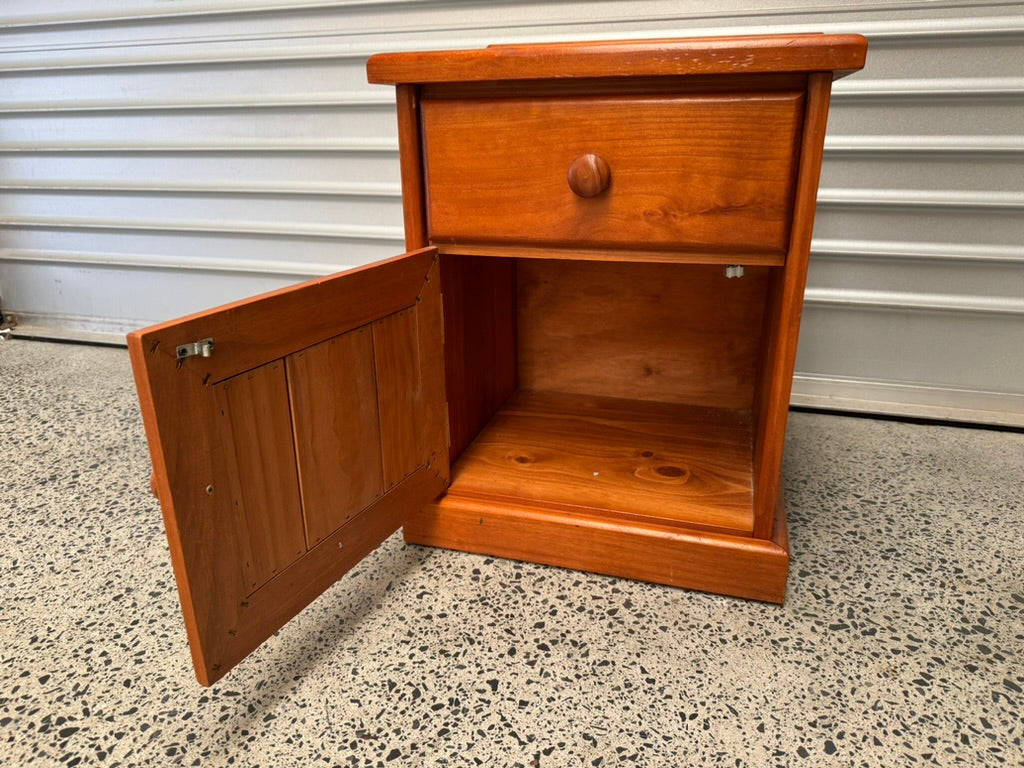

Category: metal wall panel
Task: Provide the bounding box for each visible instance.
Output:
[0,1,1021,424]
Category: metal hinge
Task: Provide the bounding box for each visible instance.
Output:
[176,338,215,360]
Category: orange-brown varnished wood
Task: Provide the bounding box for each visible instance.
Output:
[516,260,769,410]
[129,334,233,685]
[391,37,861,605]
[410,482,788,603]
[422,93,804,255]
[396,85,428,250]
[214,361,307,593]
[434,242,786,267]
[439,254,518,461]
[287,327,384,548]
[444,390,754,535]
[373,256,449,487]
[419,73,811,101]
[567,152,611,198]
[132,247,437,387]
[368,33,868,84]
[127,37,866,685]
[212,465,446,685]
[128,247,448,685]
[752,73,834,540]
[374,308,425,489]
[412,255,450,480]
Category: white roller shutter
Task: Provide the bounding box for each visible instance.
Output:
[1,1,1021,425]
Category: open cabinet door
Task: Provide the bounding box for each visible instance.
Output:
[128,247,448,685]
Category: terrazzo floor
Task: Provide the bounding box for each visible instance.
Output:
[1,338,1022,767]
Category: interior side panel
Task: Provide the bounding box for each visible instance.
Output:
[440,254,518,460]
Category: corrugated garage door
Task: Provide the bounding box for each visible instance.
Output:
[1,1,1021,426]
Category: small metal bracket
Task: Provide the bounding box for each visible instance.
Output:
[176,338,214,360]
[724,265,745,279]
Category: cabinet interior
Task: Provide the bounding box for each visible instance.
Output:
[439,253,777,537]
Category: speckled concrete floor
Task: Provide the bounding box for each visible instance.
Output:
[1,338,1022,767]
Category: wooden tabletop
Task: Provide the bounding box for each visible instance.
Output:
[367,33,868,84]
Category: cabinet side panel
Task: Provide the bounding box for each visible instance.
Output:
[214,362,307,594]
[287,327,385,548]
[752,73,832,539]
[441,254,518,460]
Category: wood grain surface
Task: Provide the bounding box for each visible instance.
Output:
[516,259,769,410]
[752,73,834,539]
[422,93,803,255]
[440,254,518,461]
[396,84,428,250]
[373,308,425,490]
[128,247,448,685]
[125,38,865,684]
[368,33,868,84]
[214,361,307,593]
[409,485,788,603]
[445,390,754,535]
[433,242,786,267]
[288,327,384,548]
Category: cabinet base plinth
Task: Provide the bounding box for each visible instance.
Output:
[405,494,789,603]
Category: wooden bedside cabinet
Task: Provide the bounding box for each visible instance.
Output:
[129,34,867,685]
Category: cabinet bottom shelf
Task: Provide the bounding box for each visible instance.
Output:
[407,390,789,602]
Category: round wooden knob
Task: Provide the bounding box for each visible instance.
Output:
[567,153,611,198]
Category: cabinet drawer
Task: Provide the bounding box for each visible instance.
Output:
[421,93,805,259]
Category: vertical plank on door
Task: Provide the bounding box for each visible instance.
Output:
[374,307,424,489]
[287,326,385,548]
[214,360,307,593]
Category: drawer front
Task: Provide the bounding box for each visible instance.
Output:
[421,93,805,256]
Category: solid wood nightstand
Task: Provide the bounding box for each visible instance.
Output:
[129,34,867,684]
